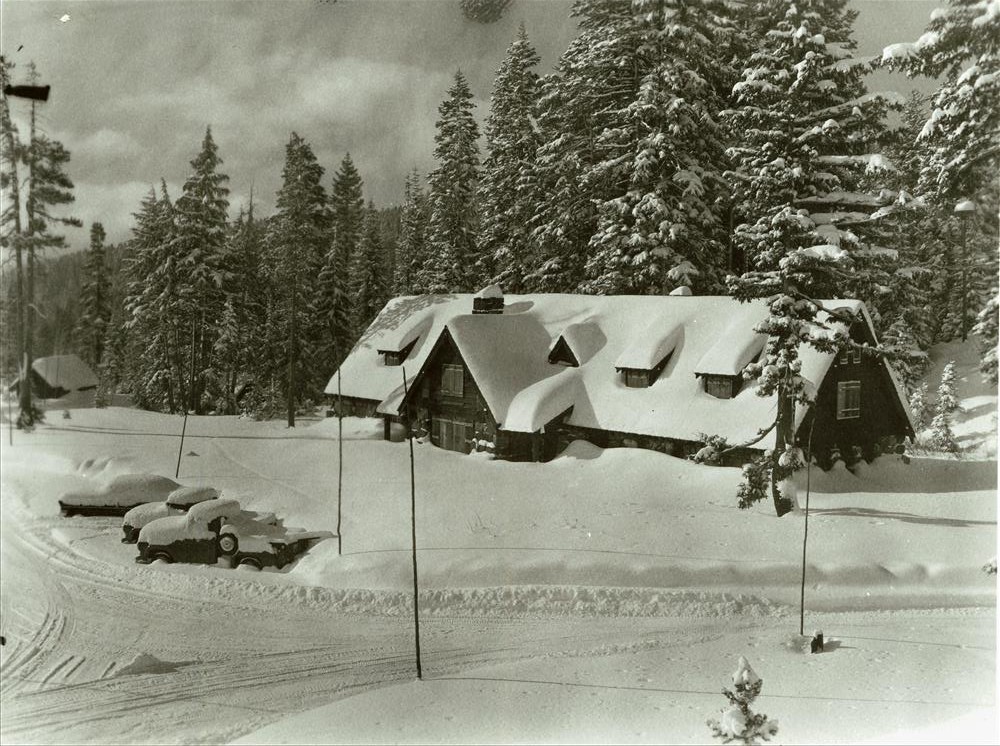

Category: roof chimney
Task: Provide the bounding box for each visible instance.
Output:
[473,284,504,314]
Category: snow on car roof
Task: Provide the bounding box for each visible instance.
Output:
[329,294,907,446]
[187,498,241,526]
[166,485,220,507]
[32,354,98,391]
[139,514,214,544]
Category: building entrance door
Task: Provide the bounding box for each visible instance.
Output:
[431,417,471,454]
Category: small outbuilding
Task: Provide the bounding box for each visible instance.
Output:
[9,354,98,400]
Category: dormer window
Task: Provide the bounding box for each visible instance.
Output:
[619,352,672,389]
[703,374,742,399]
[378,338,417,367]
[548,337,579,367]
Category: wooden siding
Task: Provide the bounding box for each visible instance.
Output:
[798,320,911,463]
[402,329,497,455]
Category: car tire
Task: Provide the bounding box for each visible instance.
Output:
[218,533,239,556]
[237,557,262,571]
[152,552,173,564]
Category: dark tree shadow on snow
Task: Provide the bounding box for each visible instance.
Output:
[810,506,995,528]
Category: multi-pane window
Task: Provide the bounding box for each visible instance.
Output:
[624,369,650,388]
[704,375,739,399]
[836,380,861,419]
[838,348,863,365]
[441,364,464,397]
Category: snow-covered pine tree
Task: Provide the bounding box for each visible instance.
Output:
[907,382,931,433]
[267,132,330,426]
[478,23,541,293]
[526,1,644,293]
[882,0,999,343]
[720,0,901,515]
[425,71,481,292]
[929,360,960,453]
[121,181,184,412]
[352,203,389,332]
[395,169,429,294]
[319,153,364,360]
[706,656,779,745]
[972,292,998,384]
[582,0,733,295]
[74,222,110,369]
[168,127,231,413]
[460,0,512,24]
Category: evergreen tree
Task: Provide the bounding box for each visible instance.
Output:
[425,71,481,292]
[319,153,364,360]
[582,0,732,295]
[121,182,183,412]
[267,132,330,426]
[972,292,998,384]
[75,222,110,369]
[395,170,429,294]
[168,127,231,413]
[720,0,899,515]
[478,24,541,292]
[929,360,960,453]
[352,203,389,332]
[707,657,779,745]
[907,382,931,432]
[18,63,82,427]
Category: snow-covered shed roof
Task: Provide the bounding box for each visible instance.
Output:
[32,355,98,391]
[326,294,911,446]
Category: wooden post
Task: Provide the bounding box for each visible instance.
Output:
[336,366,343,556]
[175,410,188,479]
[402,367,422,680]
[799,415,817,637]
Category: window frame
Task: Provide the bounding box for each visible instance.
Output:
[836,380,862,420]
[623,369,650,388]
[441,364,465,397]
[704,374,738,399]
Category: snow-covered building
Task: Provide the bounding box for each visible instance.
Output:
[325,291,914,464]
[9,354,98,400]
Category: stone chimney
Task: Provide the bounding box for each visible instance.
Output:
[473,284,505,314]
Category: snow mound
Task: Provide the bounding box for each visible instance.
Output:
[115,653,181,676]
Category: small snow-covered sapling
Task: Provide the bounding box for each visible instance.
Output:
[706,656,779,744]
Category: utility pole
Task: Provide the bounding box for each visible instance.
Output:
[402,367,422,680]
[336,366,343,555]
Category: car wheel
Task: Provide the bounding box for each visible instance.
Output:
[218,533,239,556]
[152,552,173,564]
[237,557,262,571]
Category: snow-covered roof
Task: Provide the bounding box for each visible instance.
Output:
[32,355,98,391]
[614,316,684,370]
[694,305,770,377]
[326,294,911,446]
[549,320,605,366]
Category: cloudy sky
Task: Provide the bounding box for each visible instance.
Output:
[2,0,939,250]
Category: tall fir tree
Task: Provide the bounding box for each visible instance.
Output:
[352,203,389,332]
[267,133,330,425]
[19,62,82,427]
[582,0,733,295]
[395,169,429,294]
[972,292,998,385]
[425,70,481,292]
[721,0,899,515]
[319,153,364,361]
[478,24,541,292]
[168,127,231,413]
[75,222,110,369]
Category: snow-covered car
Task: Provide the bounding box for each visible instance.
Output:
[121,485,221,543]
[58,473,181,517]
[135,497,331,570]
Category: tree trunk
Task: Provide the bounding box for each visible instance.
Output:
[771,379,795,517]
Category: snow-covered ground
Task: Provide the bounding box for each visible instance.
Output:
[0,344,996,744]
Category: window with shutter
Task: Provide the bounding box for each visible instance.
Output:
[441,364,464,396]
[837,380,861,419]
